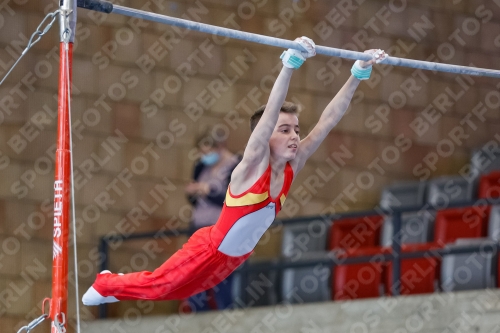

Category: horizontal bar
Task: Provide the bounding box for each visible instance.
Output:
[77,0,112,13]
[76,1,500,78]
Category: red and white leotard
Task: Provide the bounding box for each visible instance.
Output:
[92,162,294,301]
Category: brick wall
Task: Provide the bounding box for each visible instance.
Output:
[1,0,499,331]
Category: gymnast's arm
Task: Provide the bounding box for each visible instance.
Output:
[292,50,385,174]
[230,66,295,183]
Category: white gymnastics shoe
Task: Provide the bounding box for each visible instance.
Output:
[82,270,122,306]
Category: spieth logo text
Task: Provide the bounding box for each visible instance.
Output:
[53,180,63,259]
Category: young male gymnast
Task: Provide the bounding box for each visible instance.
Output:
[82,37,387,306]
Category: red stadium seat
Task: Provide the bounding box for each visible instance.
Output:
[329,215,384,250]
[434,206,490,244]
[329,216,384,300]
[385,256,438,295]
[333,261,383,300]
[479,171,500,199]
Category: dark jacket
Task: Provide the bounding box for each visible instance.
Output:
[187,155,241,207]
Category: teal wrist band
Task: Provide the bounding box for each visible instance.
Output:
[281,50,305,69]
[351,60,372,80]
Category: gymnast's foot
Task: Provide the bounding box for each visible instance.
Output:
[82,270,122,306]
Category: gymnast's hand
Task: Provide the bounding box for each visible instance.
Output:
[358,49,388,68]
[351,49,388,80]
[280,36,316,69]
[295,36,316,58]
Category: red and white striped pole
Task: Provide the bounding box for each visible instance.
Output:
[51,1,76,332]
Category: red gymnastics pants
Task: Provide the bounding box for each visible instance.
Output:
[92,227,251,301]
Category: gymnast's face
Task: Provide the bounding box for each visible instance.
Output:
[269,112,300,161]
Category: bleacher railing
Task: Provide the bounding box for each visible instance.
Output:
[97,198,500,318]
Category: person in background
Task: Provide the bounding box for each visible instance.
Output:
[183,128,240,312]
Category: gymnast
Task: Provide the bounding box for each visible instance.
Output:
[82,37,387,305]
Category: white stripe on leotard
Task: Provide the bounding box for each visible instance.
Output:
[217,202,276,256]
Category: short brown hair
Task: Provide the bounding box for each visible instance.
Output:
[195,126,227,148]
[250,101,298,132]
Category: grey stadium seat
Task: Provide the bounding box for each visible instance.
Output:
[426,176,476,208]
[470,144,500,177]
[281,252,332,304]
[231,260,279,307]
[231,218,332,307]
[488,205,500,241]
[441,238,497,292]
[380,211,435,246]
[280,221,332,304]
[379,181,426,211]
[281,220,331,258]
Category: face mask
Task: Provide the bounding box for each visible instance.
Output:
[201,152,220,166]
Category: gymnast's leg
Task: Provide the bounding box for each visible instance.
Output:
[82,228,214,305]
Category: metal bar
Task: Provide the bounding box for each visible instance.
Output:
[77,0,500,78]
[114,228,190,240]
[104,199,496,243]
[98,241,499,275]
[240,262,249,305]
[60,0,77,42]
[401,243,499,259]
[77,0,112,13]
[234,243,500,273]
[51,3,75,331]
[390,212,402,296]
[98,238,109,319]
[51,40,72,333]
[238,257,368,272]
